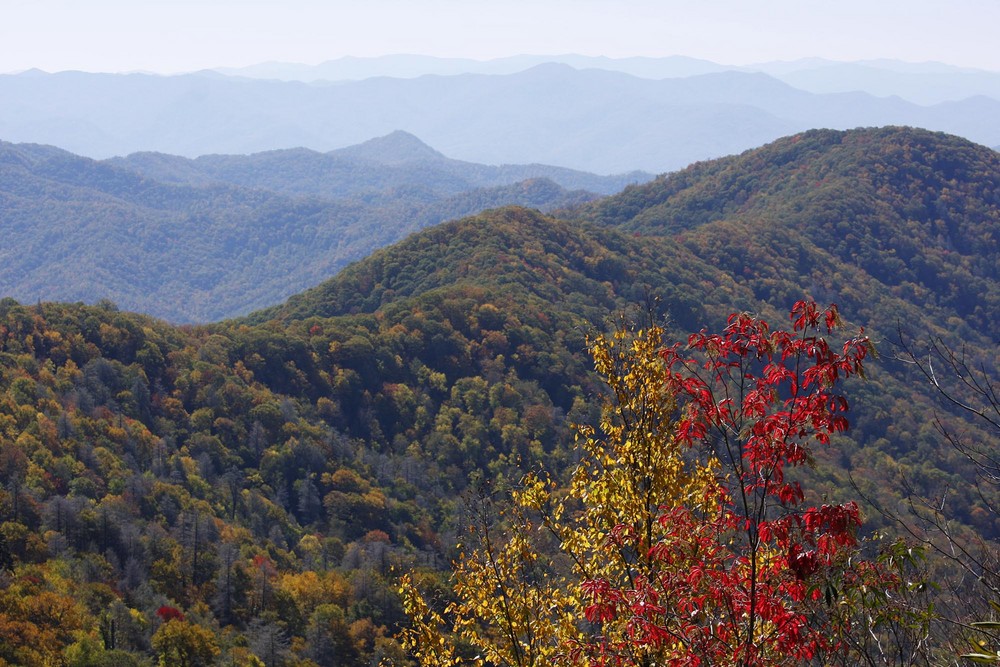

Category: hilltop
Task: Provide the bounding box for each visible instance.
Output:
[110,130,646,199]
[567,126,1000,334]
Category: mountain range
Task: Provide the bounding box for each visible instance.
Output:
[217,54,1000,106]
[4,63,1000,173]
[252,127,1000,531]
[4,122,1000,660]
[109,129,647,199]
[0,126,998,664]
[0,132,645,322]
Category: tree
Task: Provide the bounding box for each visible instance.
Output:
[890,331,1000,662]
[249,617,291,667]
[402,302,921,666]
[151,618,220,667]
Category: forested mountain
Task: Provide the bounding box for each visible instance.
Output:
[109,131,647,199]
[1,127,999,665]
[567,126,1000,335]
[0,136,637,322]
[562,126,1000,542]
[4,66,1000,172]
[0,208,741,666]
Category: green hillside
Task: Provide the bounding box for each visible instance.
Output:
[0,140,618,322]
[0,128,998,664]
[565,125,1000,519]
[0,207,753,665]
[569,126,1000,331]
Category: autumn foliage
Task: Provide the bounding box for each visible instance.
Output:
[575,302,875,665]
[402,302,913,666]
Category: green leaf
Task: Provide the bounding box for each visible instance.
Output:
[972,622,1000,630]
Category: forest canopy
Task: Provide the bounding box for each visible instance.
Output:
[0,127,999,664]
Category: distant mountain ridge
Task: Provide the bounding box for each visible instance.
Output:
[215,53,729,82]
[4,65,1000,173]
[215,54,1000,106]
[215,54,1000,104]
[0,134,641,321]
[109,130,648,200]
[773,62,1000,105]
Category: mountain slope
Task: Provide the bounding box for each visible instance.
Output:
[557,128,1000,545]
[110,131,648,198]
[2,128,1000,662]
[0,206,755,663]
[248,206,731,327]
[0,138,634,322]
[0,140,390,322]
[568,127,1000,334]
[212,164,1000,553]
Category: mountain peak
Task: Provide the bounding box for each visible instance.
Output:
[331,130,445,165]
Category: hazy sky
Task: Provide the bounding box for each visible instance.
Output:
[3,0,1000,74]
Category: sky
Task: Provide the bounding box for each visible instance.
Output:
[3,0,1000,74]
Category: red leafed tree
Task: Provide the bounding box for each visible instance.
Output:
[573,302,911,666]
[156,605,185,623]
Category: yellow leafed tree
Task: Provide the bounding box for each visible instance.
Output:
[400,317,720,666]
